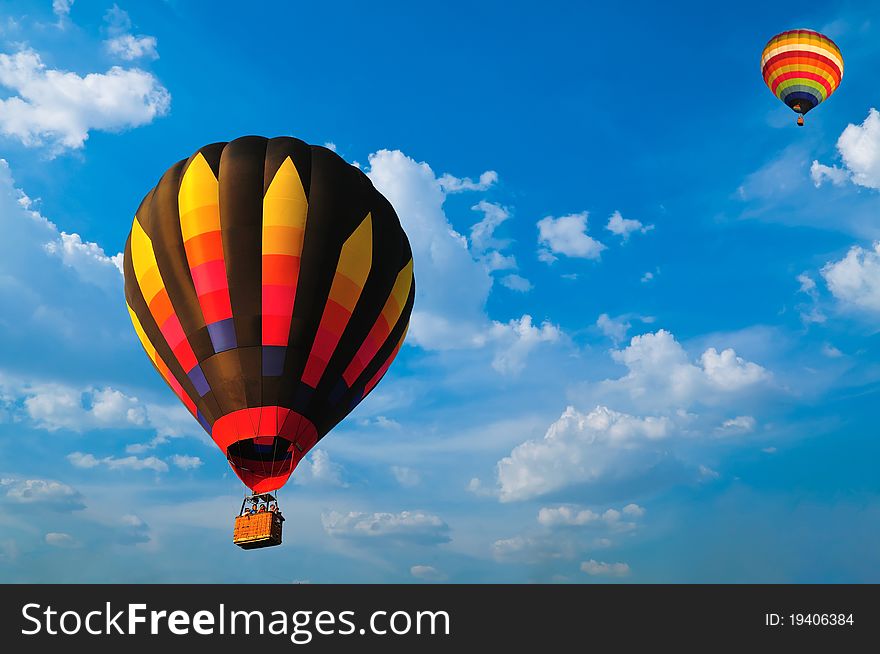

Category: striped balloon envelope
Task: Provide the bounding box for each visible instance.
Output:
[761,29,843,125]
[123,137,414,493]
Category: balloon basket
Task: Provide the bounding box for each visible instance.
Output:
[233,492,284,550]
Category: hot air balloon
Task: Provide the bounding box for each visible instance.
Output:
[761,29,843,126]
[123,137,414,548]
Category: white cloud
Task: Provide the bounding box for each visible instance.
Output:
[321,510,451,544]
[0,477,84,510]
[67,451,169,473]
[718,415,756,434]
[538,503,645,528]
[391,466,421,488]
[622,503,645,517]
[366,150,559,374]
[606,211,653,240]
[500,274,532,292]
[604,330,770,409]
[809,109,880,190]
[837,108,880,189]
[106,34,159,61]
[44,231,123,289]
[0,372,201,452]
[640,271,654,283]
[18,382,144,432]
[487,315,561,375]
[45,532,78,548]
[596,313,630,344]
[169,454,202,470]
[52,0,74,20]
[822,343,844,358]
[294,449,346,487]
[366,149,493,349]
[821,243,880,312]
[798,272,817,296]
[491,534,579,563]
[410,565,447,581]
[0,48,170,152]
[580,559,630,577]
[537,212,606,262]
[358,415,401,430]
[470,200,510,251]
[796,272,826,324]
[481,250,517,272]
[698,464,719,480]
[115,514,150,544]
[3,161,122,290]
[496,405,672,501]
[810,160,848,187]
[700,347,770,391]
[323,141,336,151]
[102,4,157,61]
[438,170,498,193]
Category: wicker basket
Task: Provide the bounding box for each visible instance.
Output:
[233,511,283,549]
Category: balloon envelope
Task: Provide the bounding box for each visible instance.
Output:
[123,137,414,492]
[761,29,843,118]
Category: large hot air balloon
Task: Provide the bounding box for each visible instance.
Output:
[123,137,414,546]
[761,29,843,126]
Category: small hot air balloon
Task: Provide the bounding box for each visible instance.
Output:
[123,137,414,548]
[761,29,843,126]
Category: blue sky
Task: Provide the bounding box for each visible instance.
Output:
[1,0,880,582]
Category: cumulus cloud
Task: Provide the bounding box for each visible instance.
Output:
[580,559,630,577]
[102,5,158,61]
[0,477,84,510]
[718,415,756,434]
[321,510,451,544]
[495,329,770,502]
[700,347,770,391]
[391,466,421,488]
[438,170,498,193]
[500,274,532,292]
[169,454,202,470]
[366,150,554,373]
[821,243,880,312]
[487,315,561,375]
[294,449,346,487]
[470,200,510,251]
[0,48,169,152]
[603,330,770,410]
[45,532,78,548]
[492,534,579,563]
[606,211,653,241]
[596,313,631,344]
[106,34,159,61]
[810,109,880,190]
[67,451,169,473]
[115,514,150,545]
[0,372,201,453]
[52,0,74,21]
[2,161,122,291]
[836,108,880,189]
[44,231,123,289]
[537,212,606,262]
[366,150,493,349]
[496,405,672,501]
[21,383,146,432]
[810,160,848,187]
[537,503,645,530]
[410,565,447,581]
